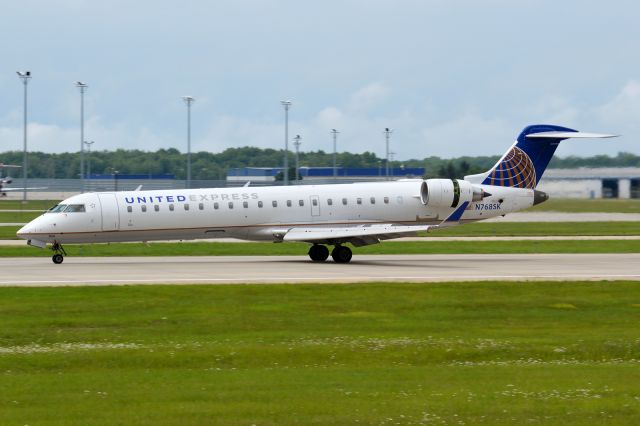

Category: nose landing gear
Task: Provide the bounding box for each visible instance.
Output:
[51,242,66,264]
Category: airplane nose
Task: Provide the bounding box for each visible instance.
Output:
[16,223,33,239]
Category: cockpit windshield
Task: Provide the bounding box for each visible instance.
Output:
[47,204,67,213]
[63,204,86,213]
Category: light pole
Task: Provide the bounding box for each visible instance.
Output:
[384,127,393,180]
[76,81,88,192]
[280,100,292,186]
[16,71,31,202]
[112,170,120,192]
[84,140,95,188]
[182,96,195,189]
[330,129,339,181]
[293,134,301,183]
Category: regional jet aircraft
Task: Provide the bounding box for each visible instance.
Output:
[0,163,47,196]
[17,125,616,264]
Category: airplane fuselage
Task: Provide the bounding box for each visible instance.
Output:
[18,180,535,245]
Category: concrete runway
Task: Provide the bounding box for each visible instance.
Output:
[1,253,639,286]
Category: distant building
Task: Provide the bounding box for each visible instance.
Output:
[229,166,639,199]
[227,166,425,183]
[538,168,640,199]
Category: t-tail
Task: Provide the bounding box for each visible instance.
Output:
[465,124,617,189]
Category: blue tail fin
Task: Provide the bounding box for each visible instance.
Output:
[480,124,578,188]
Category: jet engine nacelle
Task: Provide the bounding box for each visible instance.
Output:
[420,179,488,208]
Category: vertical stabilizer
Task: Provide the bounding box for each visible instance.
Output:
[464,124,616,189]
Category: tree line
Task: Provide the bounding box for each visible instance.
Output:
[1,148,638,180]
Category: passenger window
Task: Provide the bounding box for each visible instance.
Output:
[169,204,175,211]
[327,199,333,206]
[199,203,204,210]
[299,200,304,206]
[228,202,234,209]
[312,199,318,206]
[384,197,389,204]
[370,197,375,204]
[258,201,263,208]
[272,201,278,207]
[357,198,362,205]
[127,206,132,213]
[141,205,147,212]
[287,200,292,207]
[214,202,219,210]
[184,204,189,211]
[243,201,249,208]
[154,205,160,212]
[342,198,347,205]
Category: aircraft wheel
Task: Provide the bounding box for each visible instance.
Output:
[52,254,64,264]
[331,245,352,263]
[308,244,329,262]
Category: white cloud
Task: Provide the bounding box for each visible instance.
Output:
[346,82,391,114]
[2,81,638,160]
[421,114,513,158]
[596,80,640,130]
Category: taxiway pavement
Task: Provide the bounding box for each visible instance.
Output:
[1,253,638,286]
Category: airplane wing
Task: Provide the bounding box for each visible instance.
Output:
[282,223,435,247]
[282,201,471,246]
[1,187,48,191]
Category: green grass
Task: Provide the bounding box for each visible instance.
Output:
[0,226,20,239]
[0,281,639,424]
[0,211,41,223]
[0,199,57,211]
[2,239,639,258]
[528,198,640,213]
[431,221,640,236]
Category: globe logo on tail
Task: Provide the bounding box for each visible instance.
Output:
[486,146,536,188]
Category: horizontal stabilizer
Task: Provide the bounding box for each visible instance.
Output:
[526,131,618,139]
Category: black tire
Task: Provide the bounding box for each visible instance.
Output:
[52,254,64,264]
[308,244,329,262]
[331,246,352,263]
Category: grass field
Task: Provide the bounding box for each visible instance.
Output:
[0,199,55,211]
[2,239,639,258]
[0,211,41,223]
[527,198,640,213]
[432,221,640,237]
[0,281,639,424]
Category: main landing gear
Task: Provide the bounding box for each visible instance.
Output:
[308,244,352,263]
[51,241,66,264]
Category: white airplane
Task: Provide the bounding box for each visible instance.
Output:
[0,163,23,196]
[17,124,616,264]
[0,163,47,196]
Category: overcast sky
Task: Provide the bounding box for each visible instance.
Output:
[1,0,638,160]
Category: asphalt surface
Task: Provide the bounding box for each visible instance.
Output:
[1,253,638,286]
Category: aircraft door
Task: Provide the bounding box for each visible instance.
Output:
[98,193,120,231]
[310,195,320,217]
